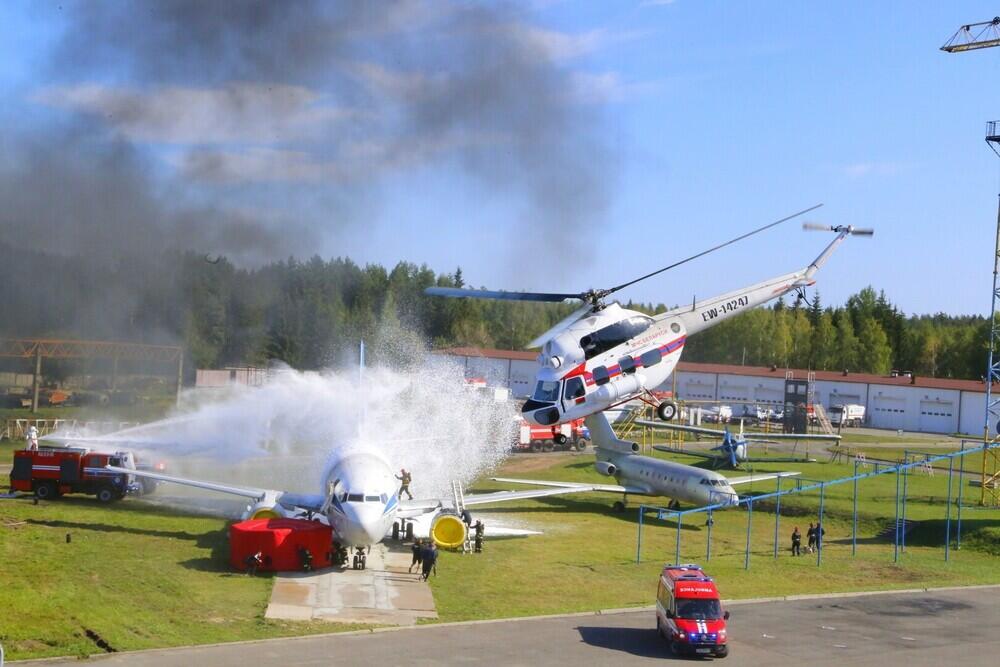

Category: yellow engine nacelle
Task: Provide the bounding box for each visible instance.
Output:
[242,491,289,520]
[430,511,468,550]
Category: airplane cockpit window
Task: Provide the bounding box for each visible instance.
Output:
[533,380,561,403]
[564,377,585,400]
[347,493,364,502]
[580,316,654,360]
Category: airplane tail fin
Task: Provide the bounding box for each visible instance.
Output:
[585,413,639,454]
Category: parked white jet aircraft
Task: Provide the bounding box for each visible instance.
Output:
[494,413,800,510]
[107,450,599,567]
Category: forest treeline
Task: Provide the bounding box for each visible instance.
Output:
[0,243,989,379]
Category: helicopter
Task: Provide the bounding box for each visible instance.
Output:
[427,207,872,428]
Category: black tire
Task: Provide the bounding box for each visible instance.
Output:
[405,523,414,541]
[554,433,567,446]
[352,555,359,569]
[360,555,366,570]
[612,501,626,513]
[670,640,681,656]
[574,439,587,451]
[392,522,400,541]
[34,481,57,500]
[542,440,554,452]
[96,486,116,503]
[716,646,729,658]
[657,401,678,421]
[530,441,542,453]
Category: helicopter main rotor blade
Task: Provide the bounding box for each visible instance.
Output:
[600,204,823,299]
[423,287,582,303]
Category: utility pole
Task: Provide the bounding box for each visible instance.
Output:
[942,18,1000,505]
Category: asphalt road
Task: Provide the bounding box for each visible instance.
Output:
[23,587,999,666]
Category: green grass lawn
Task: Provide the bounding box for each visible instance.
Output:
[1,448,997,660]
[0,498,367,660]
[429,452,1000,621]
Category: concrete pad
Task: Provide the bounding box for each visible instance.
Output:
[264,542,438,626]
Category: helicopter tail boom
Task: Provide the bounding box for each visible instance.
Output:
[670,269,807,336]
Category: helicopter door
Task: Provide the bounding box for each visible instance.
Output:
[562,376,586,412]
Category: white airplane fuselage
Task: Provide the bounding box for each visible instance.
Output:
[597,447,740,507]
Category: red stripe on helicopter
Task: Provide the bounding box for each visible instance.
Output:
[576,335,687,386]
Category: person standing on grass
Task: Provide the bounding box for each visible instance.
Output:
[815,522,825,551]
[791,526,802,556]
[806,522,816,553]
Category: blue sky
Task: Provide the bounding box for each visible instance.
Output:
[3,1,1000,316]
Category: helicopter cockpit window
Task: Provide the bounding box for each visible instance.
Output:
[640,348,662,367]
[564,377,585,400]
[580,316,654,360]
[533,380,561,403]
[592,366,610,386]
[618,356,636,374]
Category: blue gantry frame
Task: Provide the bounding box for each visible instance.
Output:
[636,439,996,568]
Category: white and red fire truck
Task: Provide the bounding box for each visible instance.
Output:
[655,563,730,658]
[512,416,590,453]
[9,446,142,502]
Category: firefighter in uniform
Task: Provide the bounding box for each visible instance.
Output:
[473,520,485,553]
[396,468,413,500]
[26,425,39,451]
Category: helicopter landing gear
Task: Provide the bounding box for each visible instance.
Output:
[352,546,368,570]
[657,400,678,421]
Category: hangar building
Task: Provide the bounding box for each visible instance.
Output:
[438,347,995,437]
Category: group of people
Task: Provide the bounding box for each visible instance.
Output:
[408,539,439,581]
[790,522,825,556]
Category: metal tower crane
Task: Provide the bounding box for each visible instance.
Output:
[942,18,1000,506]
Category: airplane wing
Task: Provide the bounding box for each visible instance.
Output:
[105,465,326,513]
[638,420,840,441]
[491,477,649,495]
[396,485,607,519]
[651,444,719,460]
[725,471,801,486]
[107,465,267,499]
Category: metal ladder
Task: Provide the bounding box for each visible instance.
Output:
[451,480,473,553]
[813,403,836,436]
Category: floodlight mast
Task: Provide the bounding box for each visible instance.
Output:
[942,20,1000,505]
[941,18,1000,52]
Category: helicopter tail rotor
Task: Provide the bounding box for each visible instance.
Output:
[803,223,874,236]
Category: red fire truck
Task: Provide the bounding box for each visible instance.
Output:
[512,416,590,452]
[655,563,730,658]
[9,447,140,502]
